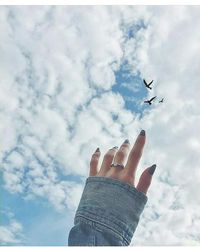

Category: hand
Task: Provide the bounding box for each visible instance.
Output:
[89,130,156,195]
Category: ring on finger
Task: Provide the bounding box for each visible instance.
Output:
[110,163,125,169]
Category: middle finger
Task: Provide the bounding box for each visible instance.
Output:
[125,130,146,179]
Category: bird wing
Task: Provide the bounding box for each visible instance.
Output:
[148,80,154,86]
[143,79,147,87]
[150,96,156,102]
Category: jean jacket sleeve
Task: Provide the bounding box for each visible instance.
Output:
[68,176,148,246]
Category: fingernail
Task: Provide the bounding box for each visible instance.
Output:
[112,146,118,149]
[139,130,145,136]
[95,147,100,152]
[123,139,130,144]
[148,164,157,175]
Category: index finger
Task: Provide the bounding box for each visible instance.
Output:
[124,130,146,181]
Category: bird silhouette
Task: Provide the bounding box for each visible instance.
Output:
[159,98,164,103]
[144,96,157,105]
[143,79,153,90]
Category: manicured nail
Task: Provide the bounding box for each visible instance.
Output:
[123,139,130,144]
[140,130,145,136]
[148,164,157,175]
[112,146,118,149]
[95,147,100,152]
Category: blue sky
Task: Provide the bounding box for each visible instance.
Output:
[0,63,150,246]
[1,184,72,245]
[0,63,149,246]
[1,5,200,246]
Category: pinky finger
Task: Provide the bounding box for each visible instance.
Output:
[136,164,157,195]
[89,148,101,177]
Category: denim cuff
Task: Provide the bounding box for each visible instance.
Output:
[74,176,148,245]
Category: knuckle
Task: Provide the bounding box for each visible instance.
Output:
[92,153,99,158]
[121,144,129,149]
[91,156,98,161]
[131,146,142,157]
[105,171,119,179]
[116,149,126,158]
[120,145,129,153]
[103,152,114,162]
[121,173,135,185]
[135,139,145,150]
[132,148,142,158]
[91,157,98,162]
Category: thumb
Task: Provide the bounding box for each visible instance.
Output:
[136,164,157,195]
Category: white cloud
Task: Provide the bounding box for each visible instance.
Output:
[128,6,200,246]
[0,5,200,246]
[0,6,131,212]
[0,219,24,245]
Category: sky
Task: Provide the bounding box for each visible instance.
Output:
[0,5,200,246]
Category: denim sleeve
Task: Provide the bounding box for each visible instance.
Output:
[68,176,148,246]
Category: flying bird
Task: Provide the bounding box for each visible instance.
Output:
[144,96,157,105]
[143,79,154,90]
[159,98,164,103]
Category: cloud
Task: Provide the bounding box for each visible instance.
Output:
[127,5,200,246]
[0,213,25,246]
[0,5,200,246]
[0,6,133,214]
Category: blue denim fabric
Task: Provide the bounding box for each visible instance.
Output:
[68,176,148,246]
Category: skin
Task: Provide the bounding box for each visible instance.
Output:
[89,131,154,195]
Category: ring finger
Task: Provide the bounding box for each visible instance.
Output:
[98,146,118,175]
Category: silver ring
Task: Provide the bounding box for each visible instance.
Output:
[111,163,125,169]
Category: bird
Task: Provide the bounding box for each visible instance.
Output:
[143,79,154,90]
[144,96,157,105]
[159,98,164,103]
